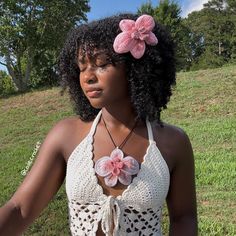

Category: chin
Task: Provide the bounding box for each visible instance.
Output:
[88,99,105,109]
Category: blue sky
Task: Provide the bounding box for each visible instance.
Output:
[0,0,208,72]
[86,0,209,20]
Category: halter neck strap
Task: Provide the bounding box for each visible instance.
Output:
[89,110,102,136]
[146,118,154,143]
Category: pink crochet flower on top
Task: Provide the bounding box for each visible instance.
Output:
[113,14,158,59]
[95,148,140,187]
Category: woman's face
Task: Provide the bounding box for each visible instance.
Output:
[78,50,129,109]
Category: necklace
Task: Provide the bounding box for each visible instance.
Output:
[102,116,137,150]
[94,115,140,187]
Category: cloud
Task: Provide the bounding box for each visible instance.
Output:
[181,0,209,18]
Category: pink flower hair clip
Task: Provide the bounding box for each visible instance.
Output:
[95,148,139,187]
[113,14,158,59]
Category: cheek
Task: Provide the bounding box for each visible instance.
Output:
[102,68,127,87]
[109,71,128,94]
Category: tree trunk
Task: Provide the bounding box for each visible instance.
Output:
[218,41,222,55]
[24,48,33,87]
[5,51,28,92]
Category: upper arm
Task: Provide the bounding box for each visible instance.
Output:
[165,128,197,234]
[9,120,69,224]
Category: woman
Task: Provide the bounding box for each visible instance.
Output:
[0,13,197,235]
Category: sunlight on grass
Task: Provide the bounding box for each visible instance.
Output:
[0,65,236,235]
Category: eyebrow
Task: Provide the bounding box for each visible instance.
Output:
[78,51,109,64]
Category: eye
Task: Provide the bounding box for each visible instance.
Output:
[97,62,109,68]
[95,59,111,69]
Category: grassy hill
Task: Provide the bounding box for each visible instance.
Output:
[0,65,235,235]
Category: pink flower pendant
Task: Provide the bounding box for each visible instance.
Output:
[95,148,140,187]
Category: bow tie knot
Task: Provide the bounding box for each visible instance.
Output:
[101,196,121,236]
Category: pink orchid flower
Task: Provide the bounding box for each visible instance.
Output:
[113,14,158,59]
[95,148,139,187]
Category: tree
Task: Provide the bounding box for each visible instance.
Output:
[0,70,15,95]
[138,0,155,15]
[203,0,227,57]
[0,0,90,92]
[185,0,235,69]
[226,0,236,62]
[183,11,205,68]
[138,0,191,71]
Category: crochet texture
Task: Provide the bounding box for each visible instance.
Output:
[65,111,170,236]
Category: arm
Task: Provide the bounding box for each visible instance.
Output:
[166,129,197,236]
[0,120,68,236]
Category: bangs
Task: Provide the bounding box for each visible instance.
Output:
[75,22,127,66]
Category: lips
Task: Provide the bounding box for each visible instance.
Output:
[85,87,102,98]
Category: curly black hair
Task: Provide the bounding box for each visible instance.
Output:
[59,13,176,122]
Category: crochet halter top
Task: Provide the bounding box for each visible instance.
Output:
[65,110,170,236]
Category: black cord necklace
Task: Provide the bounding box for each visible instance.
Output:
[101,115,138,150]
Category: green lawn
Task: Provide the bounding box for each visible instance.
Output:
[0,65,235,235]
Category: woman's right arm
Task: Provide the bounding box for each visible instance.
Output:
[0,119,70,236]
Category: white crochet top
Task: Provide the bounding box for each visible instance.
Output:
[65,111,170,236]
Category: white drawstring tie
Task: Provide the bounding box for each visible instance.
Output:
[101,196,121,236]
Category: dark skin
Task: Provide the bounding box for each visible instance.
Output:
[0,51,197,236]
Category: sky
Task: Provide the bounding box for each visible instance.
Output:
[0,0,209,72]
[86,0,209,20]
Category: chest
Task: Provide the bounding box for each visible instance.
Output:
[92,125,150,197]
[63,122,174,178]
[67,140,169,202]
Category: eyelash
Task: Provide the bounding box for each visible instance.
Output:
[97,63,109,68]
[79,62,110,72]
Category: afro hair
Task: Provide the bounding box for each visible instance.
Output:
[59,13,176,122]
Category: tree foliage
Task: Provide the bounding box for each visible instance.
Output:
[0,0,90,92]
[1,0,236,94]
[185,0,236,69]
[138,0,236,71]
[0,70,15,95]
[138,0,192,71]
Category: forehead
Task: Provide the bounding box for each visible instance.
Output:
[78,48,110,61]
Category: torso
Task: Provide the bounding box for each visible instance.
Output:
[61,115,177,197]
[63,112,176,236]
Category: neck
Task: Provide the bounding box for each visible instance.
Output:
[101,106,137,129]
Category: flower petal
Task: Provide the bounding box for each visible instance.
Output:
[112,167,121,176]
[95,156,113,177]
[110,148,124,160]
[145,32,158,45]
[119,19,135,32]
[135,14,155,32]
[113,32,136,54]
[122,156,140,175]
[118,171,132,185]
[130,41,146,59]
[104,174,118,187]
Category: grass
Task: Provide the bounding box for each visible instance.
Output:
[0,65,235,235]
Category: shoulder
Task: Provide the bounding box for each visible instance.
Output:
[50,116,91,136]
[155,122,190,144]
[45,116,93,159]
[152,121,193,172]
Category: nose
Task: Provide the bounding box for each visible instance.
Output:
[81,66,97,84]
